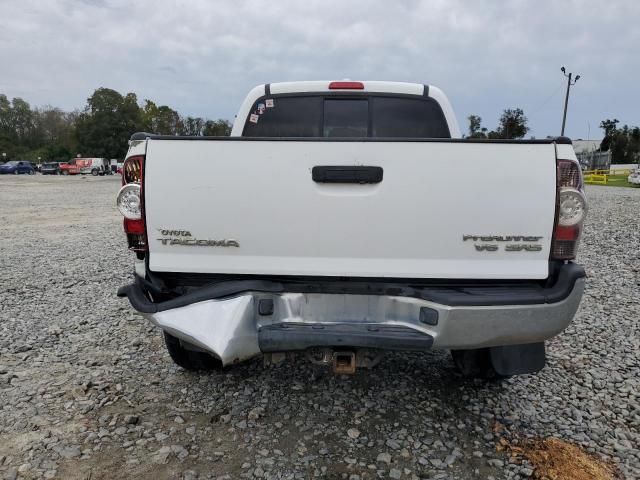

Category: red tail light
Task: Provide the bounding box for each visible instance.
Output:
[329,81,364,90]
[551,159,587,260]
[118,155,146,252]
[122,155,143,185]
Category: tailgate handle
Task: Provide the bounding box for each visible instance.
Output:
[312,166,383,184]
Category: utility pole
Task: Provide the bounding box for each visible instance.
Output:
[561,66,580,136]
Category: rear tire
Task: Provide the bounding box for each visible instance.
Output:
[91,168,99,176]
[451,348,506,380]
[164,332,223,371]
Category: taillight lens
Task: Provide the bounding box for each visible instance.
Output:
[557,159,582,189]
[551,160,587,260]
[558,189,586,227]
[117,183,142,219]
[118,155,146,252]
[123,155,143,185]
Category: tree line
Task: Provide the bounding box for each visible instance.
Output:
[466,108,530,140]
[599,119,640,164]
[0,88,231,162]
[466,109,639,164]
[2,90,637,164]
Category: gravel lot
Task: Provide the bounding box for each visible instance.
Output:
[0,175,638,480]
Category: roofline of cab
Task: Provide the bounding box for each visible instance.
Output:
[228,81,462,137]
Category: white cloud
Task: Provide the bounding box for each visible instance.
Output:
[0,0,637,137]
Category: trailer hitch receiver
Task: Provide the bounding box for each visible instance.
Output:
[332,351,356,374]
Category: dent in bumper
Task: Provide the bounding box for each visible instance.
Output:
[148,296,259,365]
[127,278,585,366]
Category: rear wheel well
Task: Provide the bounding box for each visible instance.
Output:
[163,332,223,371]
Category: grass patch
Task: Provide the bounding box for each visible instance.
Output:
[522,438,622,480]
[494,423,623,480]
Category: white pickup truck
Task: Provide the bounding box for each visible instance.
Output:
[117,81,587,378]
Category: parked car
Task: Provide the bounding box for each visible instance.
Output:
[58,159,76,175]
[41,162,61,175]
[0,161,35,175]
[117,80,587,379]
[59,158,111,176]
[628,168,640,186]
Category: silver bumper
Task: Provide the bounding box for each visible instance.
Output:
[141,278,585,366]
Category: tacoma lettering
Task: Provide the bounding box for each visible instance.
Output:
[157,238,239,247]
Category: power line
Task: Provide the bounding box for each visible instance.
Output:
[527,78,566,116]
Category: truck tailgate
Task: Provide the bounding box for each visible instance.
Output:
[144,139,557,280]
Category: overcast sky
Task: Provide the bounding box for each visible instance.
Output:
[1,0,638,138]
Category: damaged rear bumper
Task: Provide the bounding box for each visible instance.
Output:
[117,264,585,366]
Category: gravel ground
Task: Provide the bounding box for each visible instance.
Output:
[0,175,638,480]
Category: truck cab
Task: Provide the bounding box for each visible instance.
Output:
[229,81,460,138]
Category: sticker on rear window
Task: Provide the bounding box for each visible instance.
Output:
[249,114,259,124]
[257,103,266,114]
[265,99,274,108]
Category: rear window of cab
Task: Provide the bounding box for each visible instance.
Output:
[242,95,450,138]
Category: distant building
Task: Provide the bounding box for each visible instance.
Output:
[572,139,602,155]
[572,138,611,170]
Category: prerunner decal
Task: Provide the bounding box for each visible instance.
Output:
[265,99,274,108]
[249,114,259,124]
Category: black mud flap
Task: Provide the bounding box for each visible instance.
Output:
[489,342,546,376]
